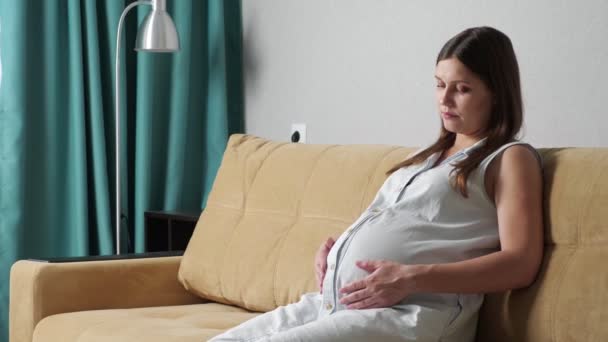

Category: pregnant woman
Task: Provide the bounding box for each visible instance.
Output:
[209,26,544,342]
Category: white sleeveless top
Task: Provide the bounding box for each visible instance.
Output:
[318,138,542,339]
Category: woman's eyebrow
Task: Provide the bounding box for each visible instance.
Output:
[434,75,471,85]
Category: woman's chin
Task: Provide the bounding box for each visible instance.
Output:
[442,124,460,133]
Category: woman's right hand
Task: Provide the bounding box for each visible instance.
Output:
[314,237,336,293]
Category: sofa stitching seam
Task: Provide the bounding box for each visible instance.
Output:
[272,145,337,308]
[578,161,602,245]
[216,140,288,305]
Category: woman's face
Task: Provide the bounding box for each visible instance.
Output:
[435,57,494,138]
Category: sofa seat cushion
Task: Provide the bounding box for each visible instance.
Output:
[32,303,260,342]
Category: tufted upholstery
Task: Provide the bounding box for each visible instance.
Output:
[178,134,415,311]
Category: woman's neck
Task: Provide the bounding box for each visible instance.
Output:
[452,134,485,151]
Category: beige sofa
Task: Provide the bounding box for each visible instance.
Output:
[10,134,608,341]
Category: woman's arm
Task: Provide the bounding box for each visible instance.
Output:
[339,145,544,308]
[410,145,544,293]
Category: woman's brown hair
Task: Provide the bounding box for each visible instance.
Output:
[386,26,523,198]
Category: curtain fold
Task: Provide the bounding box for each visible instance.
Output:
[0,0,243,339]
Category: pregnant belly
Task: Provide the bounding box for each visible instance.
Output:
[335,222,417,288]
[333,213,465,291]
[333,220,464,309]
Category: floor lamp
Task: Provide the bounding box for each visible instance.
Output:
[115,0,180,254]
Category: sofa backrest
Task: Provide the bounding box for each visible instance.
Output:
[179,134,608,341]
[178,134,413,311]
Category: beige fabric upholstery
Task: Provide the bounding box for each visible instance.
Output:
[10,256,204,342]
[32,303,259,342]
[10,134,608,342]
[178,134,415,311]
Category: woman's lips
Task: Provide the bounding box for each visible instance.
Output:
[442,112,458,119]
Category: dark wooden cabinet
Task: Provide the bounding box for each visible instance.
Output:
[144,210,201,252]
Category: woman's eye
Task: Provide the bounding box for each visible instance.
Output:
[436,84,445,88]
[458,87,470,93]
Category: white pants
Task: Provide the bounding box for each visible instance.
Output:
[207,292,468,342]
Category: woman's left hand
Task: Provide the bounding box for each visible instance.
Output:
[338,260,417,309]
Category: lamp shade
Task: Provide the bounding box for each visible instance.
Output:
[135,9,180,52]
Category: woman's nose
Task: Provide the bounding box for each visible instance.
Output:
[439,89,453,106]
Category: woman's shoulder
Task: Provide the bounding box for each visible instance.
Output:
[500,144,542,167]
[499,141,542,166]
[483,140,542,168]
[483,142,543,201]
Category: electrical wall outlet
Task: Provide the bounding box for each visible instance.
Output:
[291,123,307,143]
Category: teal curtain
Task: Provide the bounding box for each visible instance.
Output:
[0,0,243,339]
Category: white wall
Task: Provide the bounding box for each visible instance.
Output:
[241,0,608,148]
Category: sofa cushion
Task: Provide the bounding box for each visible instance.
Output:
[178,134,413,311]
[32,303,260,342]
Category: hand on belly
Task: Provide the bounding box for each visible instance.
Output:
[338,260,417,310]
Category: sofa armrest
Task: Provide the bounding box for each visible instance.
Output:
[10,255,206,342]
